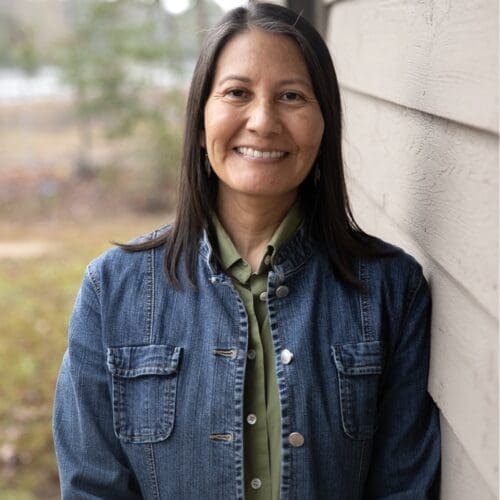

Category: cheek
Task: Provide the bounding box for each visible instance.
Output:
[204,106,239,148]
[293,112,324,153]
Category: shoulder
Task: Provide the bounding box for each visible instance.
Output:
[348,237,431,354]
[85,224,172,295]
[357,236,428,311]
[364,237,423,280]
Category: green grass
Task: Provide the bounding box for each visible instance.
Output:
[0,214,169,499]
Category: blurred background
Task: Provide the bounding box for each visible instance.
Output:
[0,0,245,497]
[1,0,498,498]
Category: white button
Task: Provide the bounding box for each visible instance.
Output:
[259,291,268,302]
[281,349,294,365]
[264,255,272,266]
[250,478,262,490]
[288,432,304,447]
[246,414,257,425]
[247,349,256,360]
[276,285,289,298]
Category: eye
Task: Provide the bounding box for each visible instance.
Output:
[224,88,248,99]
[280,91,305,102]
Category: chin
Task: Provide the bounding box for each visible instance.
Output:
[238,185,296,199]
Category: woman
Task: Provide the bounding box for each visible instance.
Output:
[53,3,440,499]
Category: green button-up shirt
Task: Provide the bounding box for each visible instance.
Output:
[212,203,302,500]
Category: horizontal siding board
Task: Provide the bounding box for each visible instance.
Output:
[326,0,498,133]
[341,89,498,316]
[440,414,496,499]
[349,187,498,491]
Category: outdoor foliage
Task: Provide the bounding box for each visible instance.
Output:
[0,11,40,73]
[0,1,224,497]
[0,215,168,498]
[59,1,180,134]
[1,0,223,220]
[56,0,187,189]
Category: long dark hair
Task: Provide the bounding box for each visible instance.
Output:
[122,2,385,288]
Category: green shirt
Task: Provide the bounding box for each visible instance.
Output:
[212,203,302,500]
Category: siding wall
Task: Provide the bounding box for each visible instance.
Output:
[322,0,498,497]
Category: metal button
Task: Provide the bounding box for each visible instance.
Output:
[247,348,256,360]
[259,291,268,302]
[288,432,304,447]
[246,414,257,425]
[275,285,289,298]
[250,478,262,490]
[264,255,272,266]
[281,349,294,365]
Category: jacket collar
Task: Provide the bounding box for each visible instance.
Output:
[199,222,314,279]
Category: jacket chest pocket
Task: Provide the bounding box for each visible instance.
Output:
[106,344,182,444]
[331,341,385,441]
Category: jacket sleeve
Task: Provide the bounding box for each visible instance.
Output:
[364,267,441,499]
[53,266,142,499]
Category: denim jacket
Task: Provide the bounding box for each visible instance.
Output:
[53,225,440,499]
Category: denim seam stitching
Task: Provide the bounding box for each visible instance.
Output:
[147,442,161,500]
[224,279,246,500]
[86,263,101,298]
[267,276,291,500]
[397,270,424,340]
[356,439,368,500]
[358,260,373,342]
[144,243,155,344]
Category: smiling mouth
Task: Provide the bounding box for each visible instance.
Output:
[235,146,287,159]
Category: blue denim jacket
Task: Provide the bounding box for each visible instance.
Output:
[53,225,440,499]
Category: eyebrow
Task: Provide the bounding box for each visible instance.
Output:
[215,74,313,89]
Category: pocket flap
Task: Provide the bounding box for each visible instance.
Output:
[332,341,385,375]
[106,344,182,378]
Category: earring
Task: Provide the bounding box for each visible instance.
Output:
[313,165,321,187]
[204,152,211,177]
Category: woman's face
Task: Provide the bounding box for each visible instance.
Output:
[203,29,324,203]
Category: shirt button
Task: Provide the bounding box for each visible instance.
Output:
[264,255,272,266]
[250,478,262,490]
[275,285,289,298]
[259,291,268,302]
[247,349,256,360]
[281,349,294,365]
[246,414,257,425]
[288,432,305,447]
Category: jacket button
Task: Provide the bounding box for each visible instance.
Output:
[259,291,268,302]
[288,432,304,447]
[281,349,294,365]
[264,254,272,266]
[250,478,262,490]
[275,285,289,298]
[247,349,256,360]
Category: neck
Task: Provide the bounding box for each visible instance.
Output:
[216,189,297,271]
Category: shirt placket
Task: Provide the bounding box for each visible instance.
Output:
[242,273,273,497]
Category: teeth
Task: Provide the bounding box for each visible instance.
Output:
[237,147,286,159]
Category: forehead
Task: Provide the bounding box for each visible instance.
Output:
[212,29,311,84]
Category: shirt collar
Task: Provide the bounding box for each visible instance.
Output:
[211,201,303,284]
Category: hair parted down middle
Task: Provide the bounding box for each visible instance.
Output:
[120,2,387,289]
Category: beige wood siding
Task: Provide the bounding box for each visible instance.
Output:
[324,0,498,497]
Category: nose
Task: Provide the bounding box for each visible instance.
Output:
[246,98,282,136]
